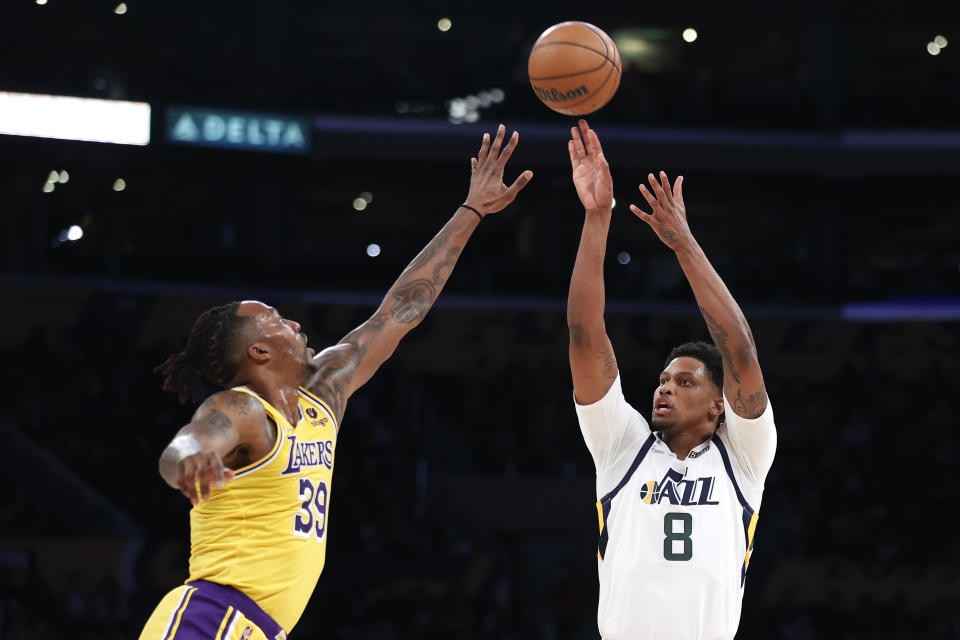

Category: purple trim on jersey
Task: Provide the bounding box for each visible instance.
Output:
[711,436,753,513]
[297,388,337,425]
[185,580,286,640]
[232,427,284,478]
[599,433,656,504]
[596,433,656,560]
[712,436,757,587]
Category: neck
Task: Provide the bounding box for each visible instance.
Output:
[658,425,714,460]
[244,373,303,426]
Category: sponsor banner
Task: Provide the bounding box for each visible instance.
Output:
[166,106,310,154]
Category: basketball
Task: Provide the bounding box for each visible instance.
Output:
[528,21,622,116]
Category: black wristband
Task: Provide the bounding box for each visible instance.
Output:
[458,204,484,220]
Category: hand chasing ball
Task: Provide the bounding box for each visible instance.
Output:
[528,21,622,116]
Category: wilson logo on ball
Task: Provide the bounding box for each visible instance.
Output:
[532,85,590,102]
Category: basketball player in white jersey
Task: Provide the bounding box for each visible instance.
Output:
[565,119,777,640]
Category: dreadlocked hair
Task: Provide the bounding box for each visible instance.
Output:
[665,341,724,392]
[155,302,252,405]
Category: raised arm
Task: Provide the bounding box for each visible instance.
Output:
[630,172,767,418]
[567,120,618,405]
[158,389,268,504]
[306,124,533,422]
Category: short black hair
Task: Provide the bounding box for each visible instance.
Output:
[155,302,254,404]
[664,341,723,392]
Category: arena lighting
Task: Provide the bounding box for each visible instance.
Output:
[682,28,698,43]
[437,18,452,32]
[366,244,381,257]
[114,2,127,14]
[352,197,367,211]
[617,251,631,265]
[0,92,150,145]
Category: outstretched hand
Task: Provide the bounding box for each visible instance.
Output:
[629,171,693,250]
[569,119,613,214]
[463,124,533,217]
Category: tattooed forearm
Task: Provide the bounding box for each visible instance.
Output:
[390,278,437,324]
[732,384,768,419]
[406,225,452,272]
[663,230,678,245]
[432,247,462,286]
[595,345,618,379]
[699,305,741,384]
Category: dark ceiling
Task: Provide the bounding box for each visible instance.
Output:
[1,1,958,308]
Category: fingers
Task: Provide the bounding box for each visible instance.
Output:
[471,157,477,172]
[497,130,520,166]
[477,133,490,164]
[568,140,580,168]
[585,124,604,158]
[629,203,654,223]
[638,182,659,210]
[177,453,231,505]
[505,169,534,197]
[658,171,675,205]
[571,125,587,161]
[177,460,199,505]
[673,175,684,205]
[488,124,506,162]
[647,173,668,203]
[577,119,594,153]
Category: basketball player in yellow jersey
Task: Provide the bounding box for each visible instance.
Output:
[138,125,533,640]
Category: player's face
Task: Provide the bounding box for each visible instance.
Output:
[651,356,721,432]
[237,301,314,365]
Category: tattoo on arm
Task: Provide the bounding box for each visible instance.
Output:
[194,409,233,436]
[432,247,462,286]
[406,226,451,272]
[390,278,438,324]
[224,392,251,416]
[663,230,678,245]
[699,306,741,385]
[733,384,768,419]
[595,345,617,379]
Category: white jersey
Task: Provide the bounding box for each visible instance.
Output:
[575,374,776,640]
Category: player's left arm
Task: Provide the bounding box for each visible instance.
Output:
[629,171,766,418]
[305,124,533,423]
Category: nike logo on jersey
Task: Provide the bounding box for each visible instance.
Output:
[639,467,720,506]
[281,435,334,475]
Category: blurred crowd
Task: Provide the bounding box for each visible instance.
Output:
[1,290,959,639]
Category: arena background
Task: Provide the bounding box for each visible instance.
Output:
[2,2,959,638]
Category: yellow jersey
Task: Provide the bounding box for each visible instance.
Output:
[187,386,338,632]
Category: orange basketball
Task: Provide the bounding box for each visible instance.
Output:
[528,21,622,116]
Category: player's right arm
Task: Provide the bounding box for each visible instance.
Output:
[306,124,533,424]
[567,119,619,405]
[158,390,266,504]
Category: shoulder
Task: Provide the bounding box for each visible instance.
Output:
[191,389,267,427]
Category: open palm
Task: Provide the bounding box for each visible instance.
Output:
[569,119,613,212]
